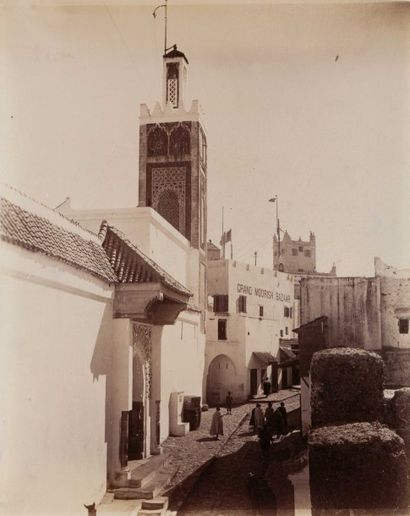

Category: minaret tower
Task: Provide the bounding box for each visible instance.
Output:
[138,46,207,251]
[138,45,208,323]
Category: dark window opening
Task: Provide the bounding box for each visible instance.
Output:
[399,319,409,334]
[214,294,228,313]
[280,329,283,338]
[259,305,264,318]
[298,246,303,252]
[304,249,311,257]
[292,248,297,256]
[238,295,247,313]
[218,319,227,340]
[284,306,290,317]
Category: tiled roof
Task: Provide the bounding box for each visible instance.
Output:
[100,222,192,297]
[0,185,117,283]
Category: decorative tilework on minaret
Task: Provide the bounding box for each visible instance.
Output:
[138,46,207,252]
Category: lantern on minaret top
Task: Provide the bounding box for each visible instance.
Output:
[163,46,189,109]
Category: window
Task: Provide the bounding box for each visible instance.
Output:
[290,307,293,318]
[279,263,284,272]
[292,248,297,256]
[298,268,304,273]
[238,295,247,313]
[285,326,288,335]
[259,305,264,317]
[304,249,311,257]
[214,295,228,313]
[284,306,290,317]
[298,246,303,252]
[280,329,283,338]
[399,319,409,334]
[218,319,227,340]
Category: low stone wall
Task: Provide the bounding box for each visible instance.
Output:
[311,347,384,427]
[309,422,409,510]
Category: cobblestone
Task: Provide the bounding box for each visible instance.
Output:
[163,390,300,512]
[163,403,251,510]
[178,413,270,515]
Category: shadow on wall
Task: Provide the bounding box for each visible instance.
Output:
[89,301,115,449]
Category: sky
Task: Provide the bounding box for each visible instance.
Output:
[1,1,409,276]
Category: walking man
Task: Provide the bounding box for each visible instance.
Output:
[225,391,233,414]
[210,407,224,440]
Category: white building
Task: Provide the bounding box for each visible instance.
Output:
[205,251,299,405]
[0,185,117,514]
[0,45,209,514]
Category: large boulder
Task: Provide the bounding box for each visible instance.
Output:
[309,422,409,511]
[311,347,384,426]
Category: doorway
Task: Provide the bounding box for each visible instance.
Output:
[250,369,257,396]
[128,401,144,460]
[129,351,145,460]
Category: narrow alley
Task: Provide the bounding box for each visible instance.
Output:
[177,411,302,515]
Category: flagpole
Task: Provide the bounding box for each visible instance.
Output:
[276,196,280,263]
[222,206,225,259]
[164,0,167,55]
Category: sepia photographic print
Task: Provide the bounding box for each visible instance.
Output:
[1,0,410,514]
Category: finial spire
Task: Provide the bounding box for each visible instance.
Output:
[153,0,170,55]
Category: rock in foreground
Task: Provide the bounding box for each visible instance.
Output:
[309,422,409,510]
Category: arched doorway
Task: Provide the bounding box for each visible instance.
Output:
[129,351,145,460]
[207,354,236,406]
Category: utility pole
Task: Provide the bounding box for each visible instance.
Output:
[221,206,225,259]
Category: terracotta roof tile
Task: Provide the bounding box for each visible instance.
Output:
[100,222,191,297]
[0,191,117,283]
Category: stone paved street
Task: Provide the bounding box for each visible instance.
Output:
[178,412,274,515]
[162,390,300,512]
[163,403,251,511]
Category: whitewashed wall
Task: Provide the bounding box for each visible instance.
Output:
[0,242,114,515]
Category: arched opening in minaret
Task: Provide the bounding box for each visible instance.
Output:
[157,189,180,232]
[147,126,168,157]
[169,125,190,157]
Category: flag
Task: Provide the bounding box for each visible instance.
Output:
[269,197,277,203]
[220,229,232,245]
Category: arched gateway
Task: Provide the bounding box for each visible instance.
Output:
[206,354,237,406]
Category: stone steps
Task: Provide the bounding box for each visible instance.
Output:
[113,468,174,501]
[112,453,169,489]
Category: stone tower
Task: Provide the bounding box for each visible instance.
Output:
[273,231,316,273]
[138,46,207,326]
[138,46,207,251]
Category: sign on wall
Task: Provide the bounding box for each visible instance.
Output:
[236,283,291,303]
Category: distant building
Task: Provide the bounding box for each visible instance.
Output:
[205,253,299,405]
[297,257,410,433]
[274,230,316,274]
[207,240,221,261]
[273,230,336,304]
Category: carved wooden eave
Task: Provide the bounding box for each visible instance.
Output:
[113,282,190,325]
[101,223,192,325]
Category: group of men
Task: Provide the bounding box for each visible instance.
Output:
[250,401,288,456]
